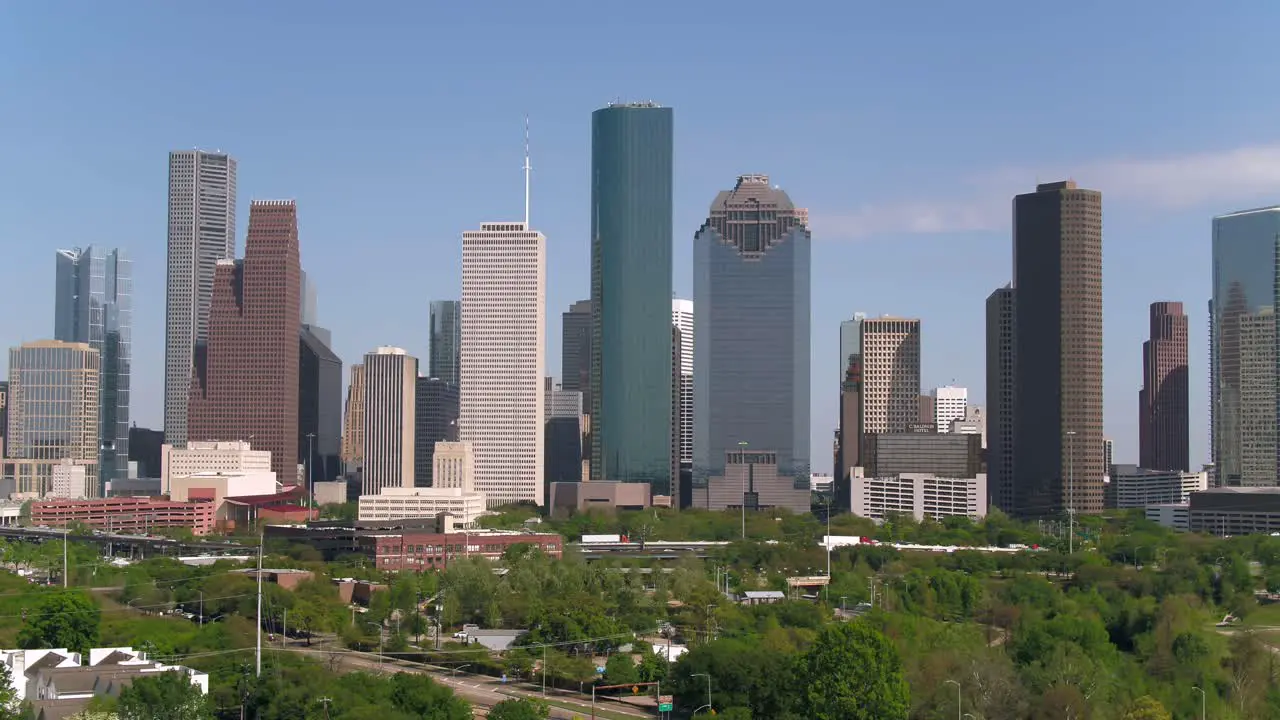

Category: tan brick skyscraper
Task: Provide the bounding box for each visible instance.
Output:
[189,200,302,482]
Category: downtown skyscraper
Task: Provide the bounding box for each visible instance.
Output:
[164,150,236,447]
[362,347,417,494]
[590,102,674,496]
[54,246,132,489]
[672,299,693,471]
[692,174,810,505]
[460,218,545,506]
[188,200,301,482]
[429,300,461,387]
[1011,181,1104,516]
[1211,206,1280,486]
[1140,301,1189,472]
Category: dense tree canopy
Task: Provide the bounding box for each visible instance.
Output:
[117,670,213,720]
[17,589,100,655]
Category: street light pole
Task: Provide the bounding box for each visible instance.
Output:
[945,679,960,720]
[1193,686,1206,720]
[1066,430,1076,555]
[306,433,316,514]
[692,672,712,715]
[738,441,749,539]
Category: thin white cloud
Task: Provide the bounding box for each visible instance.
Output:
[816,143,1280,240]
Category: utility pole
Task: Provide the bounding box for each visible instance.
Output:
[255,533,263,677]
[542,643,547,696]
[62,525,68,588]
[319,697,332,720]
[199,591,204,627]
[738,441,749,539]
[306,433,316,513]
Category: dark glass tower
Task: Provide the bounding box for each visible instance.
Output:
[429,300,461,387]
[692,175,810,499]
[414,376,459,487]
[1211,207,1280,486]
[299,326,343,483]
[589,102,674,495]
[54,246,132,489]
[561,300,592,408]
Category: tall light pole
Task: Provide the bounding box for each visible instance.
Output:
[306,432,316,513]
[1193,685,1206,720]
[692,672,712,715]
[737,441,749,539]
[1066,430,1076,555]
[62,525,68,588]
[945,679,960,720]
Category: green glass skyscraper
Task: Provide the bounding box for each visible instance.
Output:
[590,102,675,497]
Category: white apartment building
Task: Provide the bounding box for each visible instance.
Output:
[362,347,416,495]
[160,441,271,494]
[358,486,487,525]
[932,386,967,433]
[164,150,236,448]
[433,441,475,491]
[860,317,922,434]
[672,299,694,466]
[850,471,988,522]
[1106,465,1208,509]
[460,221,545,506]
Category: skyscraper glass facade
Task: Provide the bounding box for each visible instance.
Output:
[692,175,810,497]
[590,103,674,495]
[429,300,461,387]
[54,246,131,488]
[1211,206,1280,486]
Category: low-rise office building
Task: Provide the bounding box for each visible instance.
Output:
[161,441,271,495]
[264,516,448,560]
[698,451,810,515]
[1105,465,1207,509]
[850,470,988,522]
[1186,487,1280,536]
[359,528,563,571]
[358,486,487,524]
[547,481,650,518]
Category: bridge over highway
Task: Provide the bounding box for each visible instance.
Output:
[0,525,249,557]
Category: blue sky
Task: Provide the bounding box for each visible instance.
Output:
[3,1,1279,473]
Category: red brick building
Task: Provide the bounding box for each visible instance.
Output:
[189,200,302,481]
[359,530,562,571]
[1140,301,1189,472]
[32,497,217,535]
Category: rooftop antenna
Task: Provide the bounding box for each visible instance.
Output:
[523,115,531,226]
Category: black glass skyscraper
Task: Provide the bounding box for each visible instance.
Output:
[415,376,459,487]
[692,175,810,496]
[589,102,674,496]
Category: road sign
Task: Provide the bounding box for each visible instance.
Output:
[658,695,673,712]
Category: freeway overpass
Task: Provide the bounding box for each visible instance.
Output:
[0,525,249,556]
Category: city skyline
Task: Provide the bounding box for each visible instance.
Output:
[9,5,1278,472]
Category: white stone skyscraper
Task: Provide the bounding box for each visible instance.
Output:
[362,347,417,495]
[460,221,546,506]
[164,150,236,446]
[672,299,693,467]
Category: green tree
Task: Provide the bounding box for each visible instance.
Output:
[487,698,550,720]
[0,663,19,720]
[117,670,212,720]
[1122,695,1172,720]
[388,672,471,719]
[795,622,909,720]
[604,653,639,685]
[18,589,100,655]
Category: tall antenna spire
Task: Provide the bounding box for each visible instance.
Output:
[523,115,531,226]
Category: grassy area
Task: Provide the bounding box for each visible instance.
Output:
[1241,602,1280,627]
[497,690,641,720]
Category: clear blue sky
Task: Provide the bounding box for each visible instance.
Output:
[4,1,1279,473]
